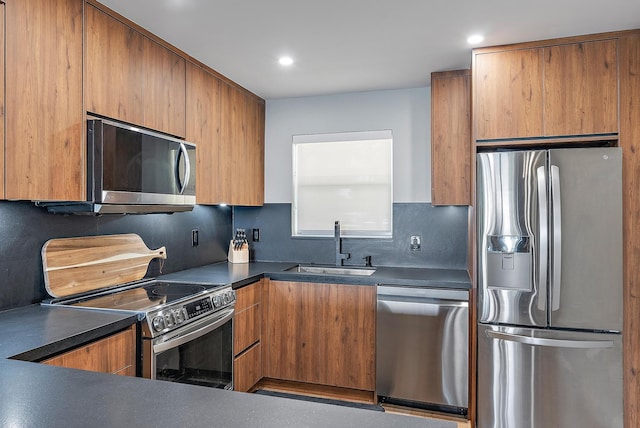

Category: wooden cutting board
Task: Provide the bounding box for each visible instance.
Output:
[42,233,167,298]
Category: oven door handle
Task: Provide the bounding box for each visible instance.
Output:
[153,307,234,354]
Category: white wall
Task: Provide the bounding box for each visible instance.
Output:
[264,87,431,203]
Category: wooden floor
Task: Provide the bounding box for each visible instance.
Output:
[253,379,470,427]
[382,404,470,428]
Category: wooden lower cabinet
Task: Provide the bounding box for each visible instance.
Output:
[264,281,375,391]
[42,326,136,376]
[233,280,263,392]
[234,342,262,392]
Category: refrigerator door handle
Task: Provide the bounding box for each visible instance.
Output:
[536,166,548,311]
[486,330,614,349]
[550,165,562,311]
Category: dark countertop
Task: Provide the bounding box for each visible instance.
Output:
[0,358,455,428]
[0,261,466,428]
[0,304,137,361]
[159,261,471,289]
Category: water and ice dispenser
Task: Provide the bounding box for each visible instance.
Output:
[485,235,532,291]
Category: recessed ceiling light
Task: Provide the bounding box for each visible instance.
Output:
[467,34,484,45]
[279,56,294,66]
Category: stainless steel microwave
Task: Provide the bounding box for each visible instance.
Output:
[39,118,196,214]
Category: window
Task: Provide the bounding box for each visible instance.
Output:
[292,130,393,238]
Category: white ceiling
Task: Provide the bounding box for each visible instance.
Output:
[97,0,640,100]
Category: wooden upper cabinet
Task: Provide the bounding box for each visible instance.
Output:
[0,3,5,199]
[431,70,471,206]
[245,96,265,206]
[85,4,144,126]
[474,48,544,140]
[543,39,618,136]
[474,37,620,142]
[142,38,186,137]
[5,0,84,201]
[218,82,239,205]
[218,83,264,206]
[86,5,187,138]
[186,62,221,204]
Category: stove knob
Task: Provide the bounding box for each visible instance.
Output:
[222,293,230,304]
[174,309,184,324]
[213,295,221,308]
[182,308,189,320]
[152,316,165,332]
[229,290,236,302]
[164,313,174,328]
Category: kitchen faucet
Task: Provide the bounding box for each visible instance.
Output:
[334,221,350,266]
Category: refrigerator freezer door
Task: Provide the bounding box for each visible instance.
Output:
[548,147,623,331]
[477,324,623,428]
[477,151,547,327]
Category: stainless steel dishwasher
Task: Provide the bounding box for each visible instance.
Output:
[376,285,468,415]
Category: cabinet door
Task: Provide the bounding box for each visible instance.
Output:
[186,62,221,204]
[543,40,618,136]
[474,48,544,140]
[0,2,4,199]
[234,342,262,392]
[42,326,136,376]
[219,83,265,206]
[265,281,376,391]
[233,280,263,391]
[431,70,471,206]
[85,5,144,126]
[143,38,186,137]
[234,279,262,356]
[244,95,265,206]
[219,82,243,204]
[5,0,84,201]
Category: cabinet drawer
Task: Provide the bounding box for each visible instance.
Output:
[234,303,261,354]
[234,342,262,392]
[42,326,136,376]
[236,281,262,312]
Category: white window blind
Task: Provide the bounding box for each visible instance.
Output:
[292,130,393,238]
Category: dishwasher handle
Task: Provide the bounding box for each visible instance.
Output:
[377,285,468,302]
[377,294,468,308]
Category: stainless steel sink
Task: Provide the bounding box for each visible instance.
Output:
[284,265,377,276]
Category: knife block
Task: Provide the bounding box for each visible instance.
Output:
[228,241,249,264]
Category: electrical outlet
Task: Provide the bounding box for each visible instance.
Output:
[410,235,421,251]
[192,229,199,247]
[252,228,260,242]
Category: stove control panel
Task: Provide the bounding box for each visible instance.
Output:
[185,297,213,319]
[147,286,235,336]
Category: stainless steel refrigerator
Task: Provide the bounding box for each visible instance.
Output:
[476,147,623,428]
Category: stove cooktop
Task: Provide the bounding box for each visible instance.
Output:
[60,280,236,338]
[69,282,210,312]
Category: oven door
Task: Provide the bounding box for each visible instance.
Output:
[143,307,234,389]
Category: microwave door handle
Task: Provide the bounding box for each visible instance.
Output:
[536,166,548,311]
[550,165,562,311]
[175,143,191,195]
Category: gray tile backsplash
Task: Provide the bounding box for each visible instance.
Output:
[0,201,231,311]
[233,203,468,269]
[0,200,468,311]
